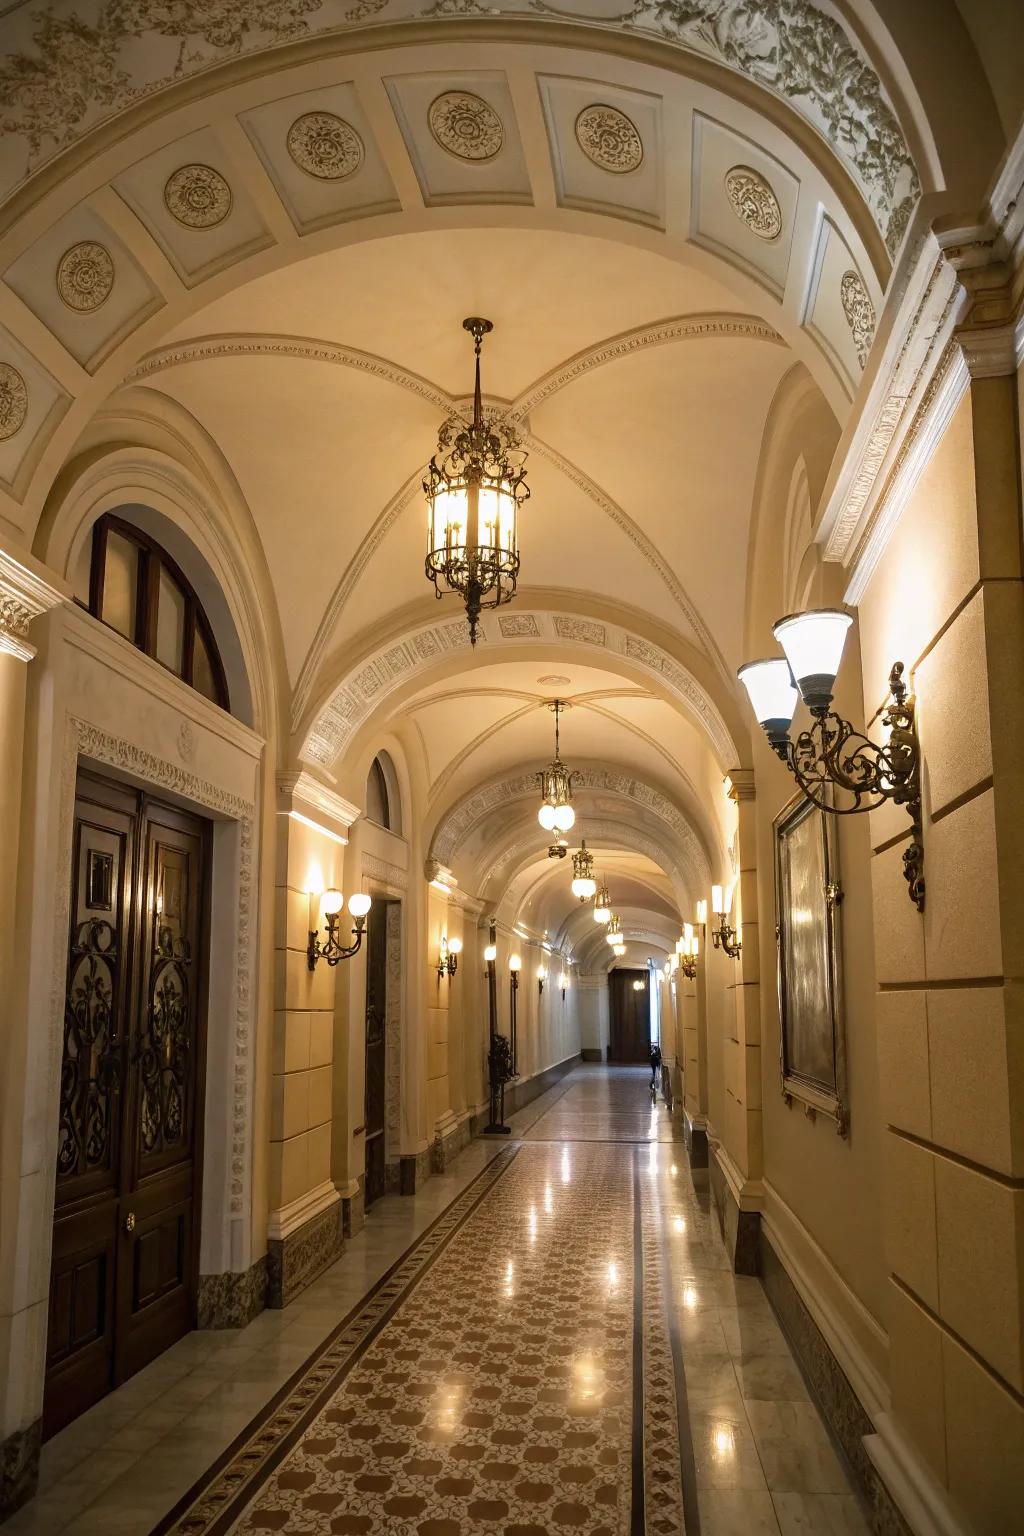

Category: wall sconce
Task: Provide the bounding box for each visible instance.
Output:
[509,952,522,991]
[738,608,923,910]
[537,963,547,995]
[677,923,699,980]
[484,940,497,964]
[558,969,568,1000]
[710,884,741,959]
[308,890,371,969]
[632,978,646,992]
[696,898,707,928]
[438,933,462,980]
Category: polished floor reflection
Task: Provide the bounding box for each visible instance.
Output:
[9,1067,869,1535]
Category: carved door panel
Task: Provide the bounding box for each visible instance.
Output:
[364,902,388,1209]
[116,805,207,1384]
[44,774,209,1438]
[45,778,135,1436]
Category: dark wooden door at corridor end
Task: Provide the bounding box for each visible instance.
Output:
[608,968,651,1063]
[44,770,210,1438]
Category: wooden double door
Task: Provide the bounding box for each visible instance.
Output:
[608,969,652,1063]
[44,771,210,1438]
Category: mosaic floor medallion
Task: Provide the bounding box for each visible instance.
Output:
[153,1137,688,1535]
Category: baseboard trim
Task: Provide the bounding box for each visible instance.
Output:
[469,1053,578,1136]
[0,1419,39,1524]
[197,1256,268,1329]
[266,1196,343,1308]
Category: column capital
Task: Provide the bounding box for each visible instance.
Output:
[276,769,359,841]
[725,768,756,804]
[0,546,68,662]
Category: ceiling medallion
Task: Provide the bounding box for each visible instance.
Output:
[840,269,876,367]
[574,104,643,174]
[56,241,114,312]
[0,364,28,441]
[724,166,783,240]
[424,317,528,645]
[163,163,232,228]
[428,91,503,162]
[287,111,364,181]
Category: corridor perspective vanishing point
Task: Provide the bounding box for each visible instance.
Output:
[0,3,1022,1535]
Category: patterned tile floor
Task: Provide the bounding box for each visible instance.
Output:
[9,1067,871,1536]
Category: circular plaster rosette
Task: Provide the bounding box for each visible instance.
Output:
[56,241,115,312]
[0,364,28,441]
[428,91,503,161]
[724,166,783,240]
[287,112,364,180]
[574,104,644,174]
[163,163,233,228]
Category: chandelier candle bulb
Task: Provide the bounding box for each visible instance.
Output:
[696,899,707,927]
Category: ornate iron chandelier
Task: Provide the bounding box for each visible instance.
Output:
[424,317,529,646]
[570,840,596,901]
[538,699,575,835]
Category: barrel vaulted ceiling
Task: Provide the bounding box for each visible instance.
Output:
[0,3,942,960]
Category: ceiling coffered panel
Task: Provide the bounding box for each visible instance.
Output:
[538,75,665,229]
[384,73,531,207]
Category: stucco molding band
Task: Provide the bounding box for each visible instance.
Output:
[362,851,409,892]
[0,6,918,253]
[864,1413,973,1536]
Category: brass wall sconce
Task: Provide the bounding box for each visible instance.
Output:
[738,608,924,910]
[558,969,568,1000]
[437,932,462,980]
[308,889,372,969]
[677,923,699,979]
[537,963,547,995]
[710,884,741,959]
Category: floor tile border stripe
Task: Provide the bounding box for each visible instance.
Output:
[631,1151,646,1535]
[654,1172,702,1534]
[150,1146,520,1536]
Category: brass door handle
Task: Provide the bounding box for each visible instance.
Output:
[124,1211,136,1235]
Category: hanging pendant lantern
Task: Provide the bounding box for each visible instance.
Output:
[538,699,575,832]
[570,840,596,901]
[424,318,529,645]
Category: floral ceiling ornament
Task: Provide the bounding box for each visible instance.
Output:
[724,165,782,240]
[428,91,503,161]
[574,104,644,173]
[163,163,233,227]
[840,269,876,367]
[0,364,29,441]
[56,240,114,312]
[287,111,365,180]
[0,0,918,253]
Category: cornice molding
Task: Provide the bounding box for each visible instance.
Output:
[0,545,68,661]
[276,769,360,839]
[361,850,409,892]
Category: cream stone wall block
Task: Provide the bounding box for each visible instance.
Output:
[309,1011,333,1070]
[307,1065,333,1130]
[307,1122,332,1189]
[934,1157,1024,1392]
[914,589,992,816]
[272,1010,311,1077]
[924,789,1001,981]
[875,990,930,1139]
[927,984,1021,1174]
[885,1281,947,1483]
[857,397,980,706]
[882,1133,938,1310]
[273,1071,309,1143]
[870,843,926,985]
[272,1134,310,1211]
[278,944,337,1012]
[942,1327,1024,1535]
